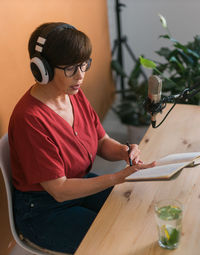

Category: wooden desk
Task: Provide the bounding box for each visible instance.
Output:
[75,104,200,255]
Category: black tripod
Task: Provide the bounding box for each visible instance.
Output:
[112,0,148,98]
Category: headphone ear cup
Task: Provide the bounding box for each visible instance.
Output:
[30,55,54,84]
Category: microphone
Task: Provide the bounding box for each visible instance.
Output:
[148,75,162,128]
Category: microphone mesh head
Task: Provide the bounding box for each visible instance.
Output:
[148,75,162,103]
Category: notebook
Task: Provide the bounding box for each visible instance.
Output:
[125,152,200,181]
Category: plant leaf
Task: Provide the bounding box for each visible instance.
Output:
[159,34,170,40]
[174,43,200,58]
[139,56,156,69]
[159,34,178,43]
[169,56,185,72]
[186,48,200,58]
[176,49,194,65]
[155,47,171,58]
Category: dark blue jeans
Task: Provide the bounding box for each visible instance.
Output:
[13,173,113,254]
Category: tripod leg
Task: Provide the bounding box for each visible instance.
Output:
[124,40,137,62]
[112,40,119,56]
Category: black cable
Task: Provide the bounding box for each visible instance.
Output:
[152,89,188,128]
[153,102,177,128]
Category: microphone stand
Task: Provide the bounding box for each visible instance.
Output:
[112,0,148,98]
[144,86,200,128]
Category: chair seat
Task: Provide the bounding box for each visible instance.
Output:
[0,134,72,255]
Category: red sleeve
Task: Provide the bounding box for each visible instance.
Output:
[11,113,65,186]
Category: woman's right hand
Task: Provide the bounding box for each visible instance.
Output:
[111,161,156,185]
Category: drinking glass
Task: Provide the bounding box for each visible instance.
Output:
[154,199,183,249]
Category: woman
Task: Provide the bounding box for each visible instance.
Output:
[8,22,155,254]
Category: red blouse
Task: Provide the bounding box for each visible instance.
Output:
[8,88,105,191]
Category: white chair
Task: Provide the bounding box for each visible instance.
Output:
[0,134,71,255]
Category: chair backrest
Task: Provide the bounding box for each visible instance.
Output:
[0,134,17,239]
[0,134,48,255]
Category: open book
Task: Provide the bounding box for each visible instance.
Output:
[125,152,200,181]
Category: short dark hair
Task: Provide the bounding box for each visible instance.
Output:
[28,22,92,67]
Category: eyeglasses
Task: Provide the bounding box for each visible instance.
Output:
[55,58,92,77]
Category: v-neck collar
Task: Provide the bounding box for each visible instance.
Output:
[28,88,76,130]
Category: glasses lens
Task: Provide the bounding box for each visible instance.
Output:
[80,60,91,72]
[64,59,91,77]
[64,66,76,77]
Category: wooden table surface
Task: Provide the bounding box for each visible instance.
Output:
[75,104,200,255]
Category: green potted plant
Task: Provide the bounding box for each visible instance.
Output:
[140,14,200,105]
[111,14,200,142]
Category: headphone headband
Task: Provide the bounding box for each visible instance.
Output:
[34,23,76,54]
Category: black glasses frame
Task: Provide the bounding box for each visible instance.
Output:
[55,58,92,77]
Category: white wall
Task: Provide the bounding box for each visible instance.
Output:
[107,0,200,84]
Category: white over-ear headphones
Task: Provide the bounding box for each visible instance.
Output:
[30,23,76,84]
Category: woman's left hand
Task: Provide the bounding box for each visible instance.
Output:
[122,143,142,165]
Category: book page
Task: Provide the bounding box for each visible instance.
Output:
[125,162,189,181]
[156,152,200,166]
